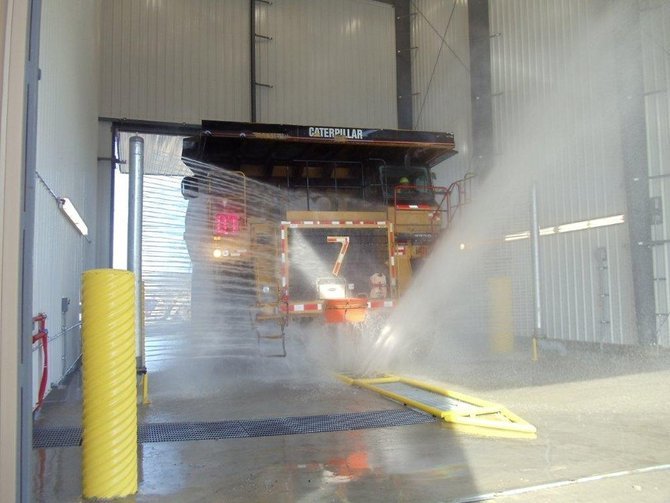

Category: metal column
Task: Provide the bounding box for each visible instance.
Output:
[250,0,273,122]
[468,0,493,175]
[394,0,412,129]
[617,2,656,346]
[531,183,543,357]
[127,136,145,365]
[20,1,43,501]
[249,0,256,122]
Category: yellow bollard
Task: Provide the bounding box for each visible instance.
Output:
[140,281,151,405]
[81,269,138,499]
[489,276,514,353]
[142,373,151,405]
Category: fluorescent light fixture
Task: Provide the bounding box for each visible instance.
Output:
[557,221,590,233]
[504,214,624,242]
[58,197,89,236]
[504,231,530,242]
[589,214,625,228]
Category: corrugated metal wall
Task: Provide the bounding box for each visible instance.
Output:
[411,0,472,185]
[99,0,397,128]
[85,0,654,352]
[487,0,638,344]
[642,0,670,347]
[254,0,396,127]
[99,0,250,124]
[33,0,101,405]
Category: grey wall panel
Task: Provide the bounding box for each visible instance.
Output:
[490,0,627,221]
[254,0,396,127]
[490,211,636,345]
[411,0,472,186]
[100,0,396,128]
[96,121,114,269]
[487,0,637,345]
[99,0,250,124]
[540,226,636,345]
[32,0,100,404]
[642,0,670,347]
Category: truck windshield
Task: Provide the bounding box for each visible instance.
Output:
[379,165,433,205]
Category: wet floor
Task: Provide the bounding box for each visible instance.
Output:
[32,325,670,502]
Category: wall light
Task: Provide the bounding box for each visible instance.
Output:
[504,214,625,242]
[58,197,89,236]
[504,231,530,242]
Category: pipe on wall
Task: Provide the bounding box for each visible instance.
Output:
[127,136,144,364]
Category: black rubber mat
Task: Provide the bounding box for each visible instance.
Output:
[33,408,433,449]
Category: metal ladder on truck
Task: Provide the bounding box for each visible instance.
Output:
[251,222,288,357]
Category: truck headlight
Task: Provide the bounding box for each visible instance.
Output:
[259,285,275,303]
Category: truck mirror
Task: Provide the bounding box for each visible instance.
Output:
[181,176,199,199]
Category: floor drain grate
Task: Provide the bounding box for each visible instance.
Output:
[33,408,433,449]
[33,426,82,448]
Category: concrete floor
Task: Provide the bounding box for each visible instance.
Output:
[32,324,670,502]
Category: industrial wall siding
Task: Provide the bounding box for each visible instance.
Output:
[487,0,637,344]
[99,0,250,124]
[33,0,100,405]
[96,121,114,269]
[254,0,396,127]
[541,225,635,344]
[642,0,670,347]
[99,0,397,128]
[411,0,472,186]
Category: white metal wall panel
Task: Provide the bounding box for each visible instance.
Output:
[99,0,250,124]
[254,0,396,127]
[541,225,636,345]
[32,0,101,405]
[642,0,670,347]
[487,0,637,345]
[99,0,395,128]
[96,121,114,269]
[411,0,472,185]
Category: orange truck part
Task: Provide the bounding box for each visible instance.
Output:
[323,298,368,323]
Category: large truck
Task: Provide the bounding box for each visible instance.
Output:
[181,121,464,354]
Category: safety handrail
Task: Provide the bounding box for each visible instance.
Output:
[393,185,449,236]
[32,313,49,411]
[443,172,474,228]
[393,184,447,208]
[391,172,474,233]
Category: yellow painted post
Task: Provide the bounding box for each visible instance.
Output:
[489,276,514,353]
[81,269,138,499]
[396,255,413,296]
[142,372,151,405]
[140,281,151,405]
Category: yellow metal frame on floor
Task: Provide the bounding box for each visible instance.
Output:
[338,374,537,438]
